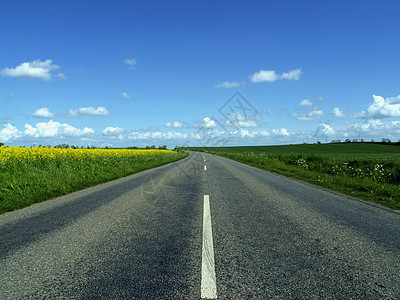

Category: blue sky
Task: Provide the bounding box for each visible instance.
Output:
[1,0,400,148]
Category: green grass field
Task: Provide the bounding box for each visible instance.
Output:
[0,149,188,215]
[186,142,400,155]
[185,143,400,210]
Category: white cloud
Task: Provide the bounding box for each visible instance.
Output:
[331,107,345,118]
[299,99,313,106]
[121,92,131,99]
[6,92,14,99]
[367,94,400,118]
[235,129,258,138]
[315,123,335,137]
[24,120,94,138]
[125,58,137,69]
[230,128,288,139]
[128,131,188,140]
[272,128,290,136]
[0,123,20,142]
[0,59,60,81]
[203,117,216,128]
[165,121,183,128]
[293,107,324,120]
[33,107,55,118]
[281,69,302,80]
[102,126,124,136]
[69,106,109,117]
[213,81,246,88]
[351,119,385,132]
[251,70,280,82]
[226,112,257,128]
[251,68,302,83]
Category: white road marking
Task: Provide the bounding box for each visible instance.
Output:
[204,165,207,171]
[201,195,217,299]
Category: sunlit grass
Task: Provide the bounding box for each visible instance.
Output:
[1,146,188,214]
[188,144,400,210]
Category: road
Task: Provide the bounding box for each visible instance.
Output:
[1,152,399,298]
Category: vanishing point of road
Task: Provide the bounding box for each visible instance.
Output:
[1,152,399,298]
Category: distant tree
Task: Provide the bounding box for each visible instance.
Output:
[55,144,70,149]
[345,139,351,143]
[0,142,4,147]
[352,139,358,143]
[360,139,365,143]
[382,138,391,143]
[150,145,156,149]
[146,146,150,149]
[317,141,321,144]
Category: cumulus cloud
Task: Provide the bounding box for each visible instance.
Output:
[226,112,257,128]
[235,129,258,138]
[0,123,20,142]
[351,119,385,132]
[102,126,124,136]
[125,58,137,69]
[299,99,313,106]
[0,59,61,81]
[69,106,109,117]
[367,94,400,118]
[331,107,345,118]
[128,131,188,140]
[230,128,288,139]
[165,121,183,128]
[281,69,302,80]
[315,123,335,137]
[293,107,324,120]
[213,81,246,88]
[251,70,280,82]
[202,117,216,128]
[121,92,131,99]
[272,128,290,136]
[33,107,55,118]
[250,68,302,83]
[24,120,94,138]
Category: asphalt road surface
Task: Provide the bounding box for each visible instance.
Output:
[1,152,399,299]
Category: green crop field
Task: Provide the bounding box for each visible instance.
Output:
[0,147,188,214]
[186,142,400,155]
[185,143,400,210]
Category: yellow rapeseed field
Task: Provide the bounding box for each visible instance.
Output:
[0,146,175,162]
[0,146,187,214]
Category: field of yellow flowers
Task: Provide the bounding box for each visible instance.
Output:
[0,146,188,214]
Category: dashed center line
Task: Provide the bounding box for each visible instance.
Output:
[201,195,217,298]
[204,165,207,170]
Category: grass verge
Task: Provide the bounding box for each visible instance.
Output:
[0,151,188,214]
[200,150,400,211]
